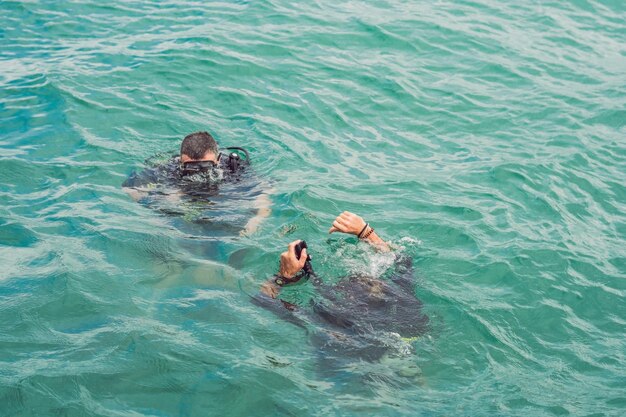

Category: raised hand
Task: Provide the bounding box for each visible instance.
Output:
[329,211,367,236]
[329,211,389,250]
[278,240,309,278]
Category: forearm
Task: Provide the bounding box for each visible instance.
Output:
[259,268,301,299]
[329,211,390,251]
[260,279,281,298]
[259,241,308,298]
[359,225,390,251]
[250,292,306,328]
[242,192,271,236]
[123,187,149,202]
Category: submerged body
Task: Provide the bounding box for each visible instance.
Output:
[315,258,426,335]
[255,214,429,364]
[123,132,270,237]
[123,151,269,237]
[255,255,428,362]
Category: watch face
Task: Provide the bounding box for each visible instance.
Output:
[275,278,284,286]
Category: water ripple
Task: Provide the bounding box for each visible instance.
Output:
[1,0,625,415]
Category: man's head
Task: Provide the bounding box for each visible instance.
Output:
[180,131,219,163]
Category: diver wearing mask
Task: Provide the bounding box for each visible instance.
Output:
[178,133,249,179]
[124,131,250,197]
[123,131,270,236]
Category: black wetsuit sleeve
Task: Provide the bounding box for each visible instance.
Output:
[122,166,160,188]
[389,254,416,294]
[122,171,142,188]
[250,293,309,331]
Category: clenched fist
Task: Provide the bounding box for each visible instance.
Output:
[278,240,309,279]
[329,211,367,236]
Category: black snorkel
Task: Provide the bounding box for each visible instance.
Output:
[221,146,250,174]
[295,240,314,276]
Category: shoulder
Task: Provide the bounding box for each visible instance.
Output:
[122,156,180,188]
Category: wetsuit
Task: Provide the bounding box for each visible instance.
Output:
[123,153,265,266]
[253,255,429,362]
[122,154,264,236]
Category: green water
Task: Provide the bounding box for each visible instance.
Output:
[1,0,625,416]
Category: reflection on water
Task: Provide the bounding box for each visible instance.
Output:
[1,0,625,415]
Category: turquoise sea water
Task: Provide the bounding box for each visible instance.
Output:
[1,0,625,415]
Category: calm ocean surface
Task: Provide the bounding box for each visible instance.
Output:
[1,1,625,416]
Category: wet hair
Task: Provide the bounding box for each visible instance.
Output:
[180,131,218,160]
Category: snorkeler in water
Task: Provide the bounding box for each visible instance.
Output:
[254,211,428,363]
[122,131,271,236]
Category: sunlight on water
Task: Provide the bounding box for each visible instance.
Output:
[1,0,625,416]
